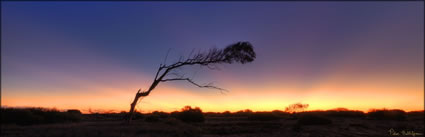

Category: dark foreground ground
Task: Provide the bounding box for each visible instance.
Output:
[1,113,424,137]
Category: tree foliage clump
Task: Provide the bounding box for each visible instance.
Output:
[285,103,309,113]
[173,106,205,123]
[367,109,406,121]
[186,41,256,65]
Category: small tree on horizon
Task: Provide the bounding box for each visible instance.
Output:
[127,42,256,123]
[285,103,309,114]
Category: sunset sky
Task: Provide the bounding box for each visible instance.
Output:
[1,2,424,113]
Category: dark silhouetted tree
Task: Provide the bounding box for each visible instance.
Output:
[127,42,256,123]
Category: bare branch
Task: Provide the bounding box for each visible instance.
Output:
[128,41,255,123]
[154,64,164,81]
[178,56,183,62]
[160,78,228,92]
[163,48,172,65]
[188,48,195,59]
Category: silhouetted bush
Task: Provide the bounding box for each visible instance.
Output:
[67,109,82,115]
[1,107,81,125]
[297,115,332,125]
[119,111,144,121]
[234,109,253,117]
[367,109,406,121]
[247,112,281,121]
[271,110,290,118]
[222,111,232,117]
[204,112,221,117]
[326,108,365,118]
[174,106,205,123]
[296,109,364,119]
[142,111,169,122]
[131,111,144,120]
[297,110,327,117]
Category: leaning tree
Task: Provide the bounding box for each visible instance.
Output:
[127,41,256,123]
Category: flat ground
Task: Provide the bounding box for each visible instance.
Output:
[1,115,423,137]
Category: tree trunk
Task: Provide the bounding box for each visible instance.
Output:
[127,92,141,123]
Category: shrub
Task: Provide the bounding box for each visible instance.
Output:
[222,111,232,117]
[326,108,365,118]
[1,107,81,125]
[367,109,406,121]
[297,115,332,125]
[234,109,253,117]
[285,103,309,113]
[174,106,205,123]
[1,108,43,125]
[204,112,220,117]
[67,109,82,115]
[272,110,290,117]
[119,111,144,121]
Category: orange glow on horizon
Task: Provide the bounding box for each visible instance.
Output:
[1,49,423,114]
[2,82,423,113]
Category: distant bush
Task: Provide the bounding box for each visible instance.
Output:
[367,109,406,121]
[234,109,253,117]
[326,108,365,118]
[118,111,144,121]
[204,112,221,117]
[271,109,287,114]
[131,111,145,120]
[271,110,290,117]
[1,107,81,125]
[247,112,281,121]
[174,106,205,123]
[296,109,365,119]
[67,109,82,115]
[285,103,309,113]
[297,115,332,125]
[296,110,327,117]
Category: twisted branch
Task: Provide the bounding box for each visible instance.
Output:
[161,78,228,93]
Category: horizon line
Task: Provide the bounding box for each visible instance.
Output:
[1,105,424,114]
